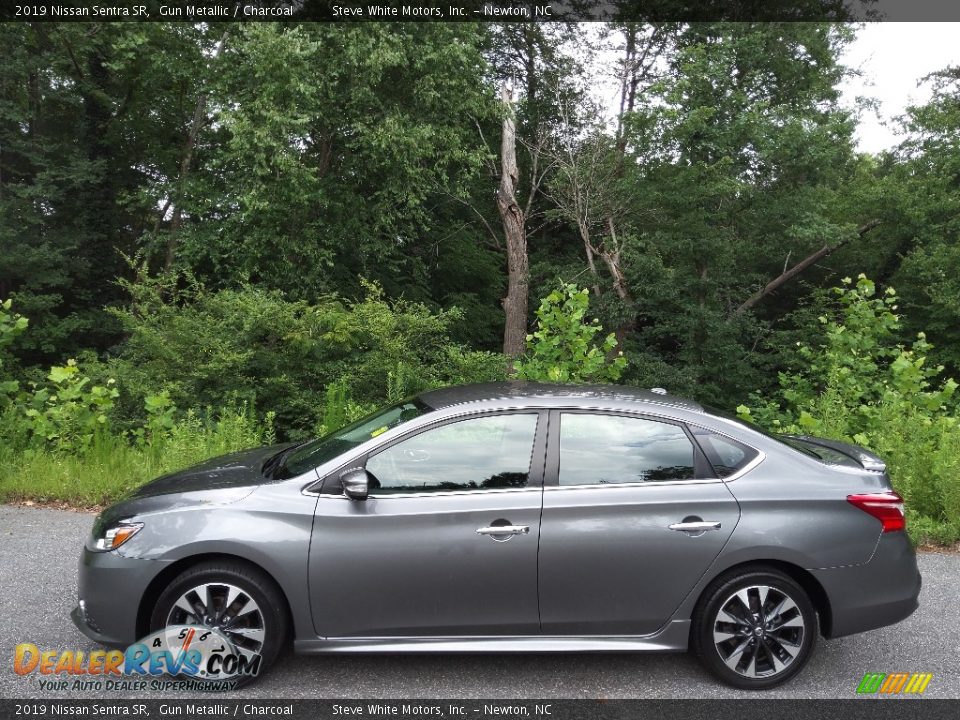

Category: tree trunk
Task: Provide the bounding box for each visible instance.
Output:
[603,215,634,353]
[163,89,208,271]
[497,80,528,361]
[163,30,230,272]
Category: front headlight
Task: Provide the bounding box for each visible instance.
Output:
[89,520,144,552]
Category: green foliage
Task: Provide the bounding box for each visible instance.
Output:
[22,360,119,453]
[613,23,858,405]
[108,275,506,438]
[884,67,960,378]
[2,23,960,548]
[0,299,29,397]
[739,275,960,544]
[0,406,272,507]
[132,390,178,447]
[515,283,626,383]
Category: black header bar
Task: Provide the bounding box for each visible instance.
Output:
[2,1,960,23]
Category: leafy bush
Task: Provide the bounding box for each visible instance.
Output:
[738,275,960,544]
[108,274,506,438]
[0,298,28,398]
[22,360,119,453]
[515,283,626,383]
[0,277,505,506]
[0,293,277,506]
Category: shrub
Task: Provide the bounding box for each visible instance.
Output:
[0,298,28,398]
[22,360,119,453]
[738,275,960,544]
[515,283,626,383]
[0,405,273,507]
[109,275,506,438]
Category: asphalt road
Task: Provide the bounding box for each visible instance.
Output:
[1,505,957,700]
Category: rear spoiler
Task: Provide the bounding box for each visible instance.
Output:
[787,435,887,473]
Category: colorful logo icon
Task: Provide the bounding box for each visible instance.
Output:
[856,672,933,695]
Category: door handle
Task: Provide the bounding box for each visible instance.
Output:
[668,521,721,533]
[476,525,529,536]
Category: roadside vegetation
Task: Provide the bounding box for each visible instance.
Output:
[738,277,960,545]
[2,277,959,544]
[2,23,959,545]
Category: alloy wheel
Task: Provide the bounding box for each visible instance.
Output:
[712,584,805,679]
[165,582,265,660]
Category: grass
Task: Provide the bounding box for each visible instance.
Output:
[0,408,271,507]
[878,414,960,547]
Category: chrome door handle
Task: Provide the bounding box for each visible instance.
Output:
[476,525,529,536]
[668,521,721,532]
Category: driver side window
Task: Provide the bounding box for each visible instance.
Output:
[365,414,538,494]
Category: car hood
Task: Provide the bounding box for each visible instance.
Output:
[92,444,297,540]
[124,444,291,501]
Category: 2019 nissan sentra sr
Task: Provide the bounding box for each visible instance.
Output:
[73,382,920,689]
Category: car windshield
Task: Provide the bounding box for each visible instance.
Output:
[273,399,431,479]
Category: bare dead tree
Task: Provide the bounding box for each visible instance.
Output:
[543,26,672,313]
[542,66,641,296]
[497,79,529,360]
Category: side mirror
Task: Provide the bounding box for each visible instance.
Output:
[340,468,370,501]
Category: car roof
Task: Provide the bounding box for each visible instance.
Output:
[416,381,703,413]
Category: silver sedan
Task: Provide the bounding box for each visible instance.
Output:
[72,382,920,689]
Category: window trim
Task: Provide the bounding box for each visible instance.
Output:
[545,409,712,488]
[689,425,762,480]
[316,409,549,498]
[684,419,766,482]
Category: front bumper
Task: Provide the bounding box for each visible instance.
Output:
[811,531,921,639]
[71,545,170,647]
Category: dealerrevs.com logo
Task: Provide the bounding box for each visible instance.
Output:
[856,672,934,695]
[14,625,260,692]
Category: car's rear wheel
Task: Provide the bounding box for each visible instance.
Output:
[692,567,818,689]
[149,560,287,686]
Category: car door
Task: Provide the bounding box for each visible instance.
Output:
[538,410,742,635]
[309,411,546,638]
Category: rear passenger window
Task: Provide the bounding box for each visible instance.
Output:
[692,427,759,478]
[558,414,696,485]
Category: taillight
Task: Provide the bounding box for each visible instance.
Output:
[847,492,906,532]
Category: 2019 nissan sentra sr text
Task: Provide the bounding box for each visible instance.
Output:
[72,382,921,689]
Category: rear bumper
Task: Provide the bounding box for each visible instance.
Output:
[811,531,921,639]
[72,546,169,647]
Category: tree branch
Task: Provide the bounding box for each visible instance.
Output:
[733,219,882,316]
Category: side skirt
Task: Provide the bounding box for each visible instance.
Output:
[294,620,691,654]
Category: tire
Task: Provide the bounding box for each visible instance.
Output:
[691,567,818,689]
[150,560,288,687]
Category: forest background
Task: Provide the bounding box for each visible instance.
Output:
[1,20,959,543]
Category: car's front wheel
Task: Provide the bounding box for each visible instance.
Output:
[692,567,818,689]
[149,560,288,686]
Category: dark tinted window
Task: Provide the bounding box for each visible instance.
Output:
[558,414,695,485]
[778,436,861,468]
[278,401,429,478]
[691,427,760,478]
[366,414,538,494]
